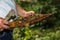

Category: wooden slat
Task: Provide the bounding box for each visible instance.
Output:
[9,13,52,28]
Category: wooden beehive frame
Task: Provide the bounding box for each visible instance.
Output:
[9,13,52,28]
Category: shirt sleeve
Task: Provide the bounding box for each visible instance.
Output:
[0,0,17,18]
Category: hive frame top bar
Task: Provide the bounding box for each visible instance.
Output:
[9,13,52,28]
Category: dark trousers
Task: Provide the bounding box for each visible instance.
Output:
[0,30,13,40]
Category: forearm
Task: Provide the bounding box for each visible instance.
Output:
[15,3,34,17]
[16,3,27,16]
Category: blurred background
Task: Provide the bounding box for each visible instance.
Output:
[13,0,60,40]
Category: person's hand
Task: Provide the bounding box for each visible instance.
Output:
[0,18,9,32]
[16,3,34,17]
[24,11,34,17]
[19,11,34,18]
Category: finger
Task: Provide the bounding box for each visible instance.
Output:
[0,19,3,25]
[3,20,9,24]
[0,23,4,29]
[22,13,29,17]
[2,25,10,29]
[27,11,35,16]
[30,11,34,16]
[29,11,35,14]
[0,21,4,29]
[0,26,3,29]
[0,28,4,32]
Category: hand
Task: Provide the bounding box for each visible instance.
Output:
[19,11,34,18]
[23,11,34,17]
[16,3,34,17]
[0,18,9,32]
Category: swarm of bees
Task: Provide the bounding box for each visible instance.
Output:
[9,13,52,28]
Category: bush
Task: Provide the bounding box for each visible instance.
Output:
[13,0,60,40]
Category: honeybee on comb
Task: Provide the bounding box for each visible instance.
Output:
[9,13,52,28]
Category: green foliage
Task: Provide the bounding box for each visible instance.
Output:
[13,0,60,40]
